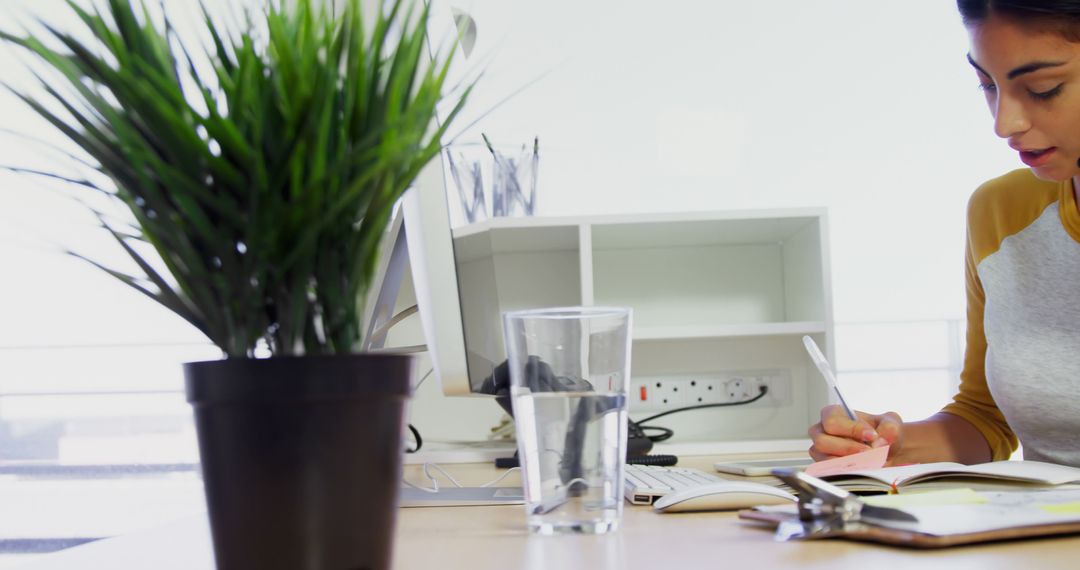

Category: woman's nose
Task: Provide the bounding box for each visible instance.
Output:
[993,94,1032,139]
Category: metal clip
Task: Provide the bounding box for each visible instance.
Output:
[770,468,918,541]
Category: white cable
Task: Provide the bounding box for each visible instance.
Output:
[402,478,440,494]
[556,477,590,491]
[401,464,444,494]
[368,305,419,343]
[424,462,466,488]
[414,368,434,390]
[479,467,520,488]
[486,419,515,441]
[401,463,522,493]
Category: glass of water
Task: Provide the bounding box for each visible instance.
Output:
[502,306,632,535]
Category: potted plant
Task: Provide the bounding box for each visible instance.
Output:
[1,0,469,568]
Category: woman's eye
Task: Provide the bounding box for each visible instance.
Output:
[978,82,997,93]
[1029,84,1064,101]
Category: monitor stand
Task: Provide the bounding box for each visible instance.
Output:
[362,213,410,352]
[403,440,517,465]
[399,486,524,507]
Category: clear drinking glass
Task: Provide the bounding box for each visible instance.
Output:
[502,306,632,535]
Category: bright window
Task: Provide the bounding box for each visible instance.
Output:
[0,0,1020,559]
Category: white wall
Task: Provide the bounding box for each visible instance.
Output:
[0,0,254,465]
[436,0,1015,323]
[0,1,1026,456]
[420,0,1019,432]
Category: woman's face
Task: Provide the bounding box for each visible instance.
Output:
[968,14,1080,181]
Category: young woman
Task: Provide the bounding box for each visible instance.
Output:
[809,0,1080,468]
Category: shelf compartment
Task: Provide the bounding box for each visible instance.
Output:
[590,217,826,329]
[633,321,825,341]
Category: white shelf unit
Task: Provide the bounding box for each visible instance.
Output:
[451,209,834,445]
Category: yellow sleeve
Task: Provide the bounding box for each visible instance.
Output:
[939,236,1017,460]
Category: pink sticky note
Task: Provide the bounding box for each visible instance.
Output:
[805,445,890,478]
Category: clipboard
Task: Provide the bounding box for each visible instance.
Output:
[739,468,1080,548]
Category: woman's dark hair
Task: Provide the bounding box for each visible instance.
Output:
[958,1,1080,39]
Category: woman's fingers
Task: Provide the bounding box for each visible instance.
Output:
[809,447,836,462]
[870,411,904,455]
[875,411,904,444]
[808,421,872,457]
[810,406,906,461]
[820,405,879,442]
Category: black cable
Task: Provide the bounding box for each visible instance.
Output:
[639,425,674,443]
[633,385,769,429]
[626,454,678,467]
[405,423,422,453]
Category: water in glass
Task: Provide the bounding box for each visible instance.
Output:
[511,390,626,535]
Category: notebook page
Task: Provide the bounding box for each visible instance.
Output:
[941,461,1080,486]
[821,462,965,486]
[824,461,1080,488]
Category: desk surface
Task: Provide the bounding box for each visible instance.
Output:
[15,455,1080,569]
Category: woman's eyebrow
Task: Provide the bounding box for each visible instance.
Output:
[966,53,1068,80]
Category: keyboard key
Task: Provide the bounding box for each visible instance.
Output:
[623,464,725,505]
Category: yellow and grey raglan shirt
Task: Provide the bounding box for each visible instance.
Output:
[942,168,1080,466]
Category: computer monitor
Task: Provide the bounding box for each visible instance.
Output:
[398,164,475,396]
[362,2,508,398]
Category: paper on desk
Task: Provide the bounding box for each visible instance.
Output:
[898,493,1080,537]
[862,488,987,508]
[1041,501,1080,514]
[804,445,889,478]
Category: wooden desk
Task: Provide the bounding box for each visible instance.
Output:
[15,456,1080,569]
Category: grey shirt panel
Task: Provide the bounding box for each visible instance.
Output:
[978,202,1080,467]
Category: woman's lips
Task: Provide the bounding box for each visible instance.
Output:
[1019,147,1057,167]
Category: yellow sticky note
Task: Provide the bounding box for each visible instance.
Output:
[863,488,988,508]
[1040,502,1080,514]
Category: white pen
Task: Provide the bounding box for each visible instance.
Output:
[801,335,858,422]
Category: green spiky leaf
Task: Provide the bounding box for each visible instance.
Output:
[2,0,472,357]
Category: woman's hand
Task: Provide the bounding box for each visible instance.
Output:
[808,405,904,462]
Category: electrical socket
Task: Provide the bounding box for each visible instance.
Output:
[630,369,792,413]
[635,377,696,409]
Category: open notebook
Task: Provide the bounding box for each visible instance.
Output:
[814,460,1080,494]
[742,488,1080,547]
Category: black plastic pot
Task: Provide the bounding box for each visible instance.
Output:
[184,354,413,570]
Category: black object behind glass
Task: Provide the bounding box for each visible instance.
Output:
[481,358,655,474]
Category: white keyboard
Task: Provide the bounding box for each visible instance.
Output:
[623,464,724,505]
